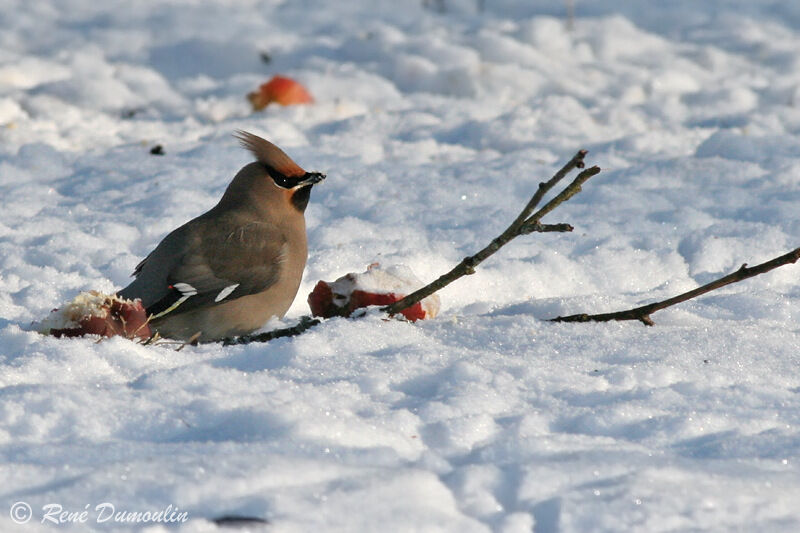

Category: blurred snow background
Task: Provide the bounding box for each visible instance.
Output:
[1,0,800,531]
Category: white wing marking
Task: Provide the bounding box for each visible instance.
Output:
[150,282,197,319]
[214,283,240,302]
[172,283,198,296]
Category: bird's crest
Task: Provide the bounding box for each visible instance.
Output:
[234,130,305,177]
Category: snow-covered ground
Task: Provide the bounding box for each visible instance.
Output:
[2,1,800,531]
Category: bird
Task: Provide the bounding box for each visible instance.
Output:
[118,131,325,342]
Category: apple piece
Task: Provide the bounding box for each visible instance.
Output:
[36,291,152,340]
[248,75,313,110]
[307,264,439,321]
[308,280,336,318]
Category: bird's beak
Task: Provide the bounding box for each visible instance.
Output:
[296,172,326,187]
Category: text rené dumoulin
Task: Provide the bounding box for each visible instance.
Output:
[40,502,188,525]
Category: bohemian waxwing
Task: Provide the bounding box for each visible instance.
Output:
[118,131,325,342]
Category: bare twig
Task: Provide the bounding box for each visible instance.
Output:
[176,331,202,351]
[525,222,574,233]
[551,246,800,326]
[221,316,321,346]
[383,153,600,316]
[140,331,161,346]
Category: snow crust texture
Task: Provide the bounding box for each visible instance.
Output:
[2,1,800,531]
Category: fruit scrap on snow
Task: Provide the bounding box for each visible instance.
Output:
[308,264,440,321]
[35,291,152,340]
[248,75,313,110]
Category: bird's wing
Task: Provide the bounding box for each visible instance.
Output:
[144,221,288,319]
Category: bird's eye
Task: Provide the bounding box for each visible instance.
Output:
[267,168,292,188]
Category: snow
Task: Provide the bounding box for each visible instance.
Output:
[2,0,800,531]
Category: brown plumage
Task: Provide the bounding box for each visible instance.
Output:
[118,131,325,341]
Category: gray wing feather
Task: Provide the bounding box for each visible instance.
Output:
[120,220,287,318]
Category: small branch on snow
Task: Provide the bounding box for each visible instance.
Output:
[550,246,800,326]
[221,316,321,346]
[383,151,600,317]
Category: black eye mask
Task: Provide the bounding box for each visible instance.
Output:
[267,167,325,189]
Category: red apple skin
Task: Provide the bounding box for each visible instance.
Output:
[308,280,336,318]
[308,281,427,321]
[248,75,313,110]
[348,290,427,321]
[51,299,151,340]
